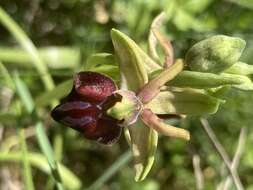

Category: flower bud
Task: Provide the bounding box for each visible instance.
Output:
[186,35,246,73]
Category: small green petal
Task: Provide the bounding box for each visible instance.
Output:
[148,12,167,65]
[138,59,184,103]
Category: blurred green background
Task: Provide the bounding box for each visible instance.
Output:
[0,0,253,189]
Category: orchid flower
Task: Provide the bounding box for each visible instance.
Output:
[51,12,248,181]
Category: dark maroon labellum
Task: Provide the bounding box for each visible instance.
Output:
[51,71,122,144]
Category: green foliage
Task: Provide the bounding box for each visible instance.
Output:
[1,0,253,189]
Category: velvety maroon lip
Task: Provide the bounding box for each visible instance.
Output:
[73,71,117,103]
[51,71,182,145]
[51,71,122,145]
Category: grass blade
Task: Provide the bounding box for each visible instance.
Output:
[0,61,15,89]
[0,7,54,90]
[87,150,132,190]
[0,46,80,69]
[1,62,34,190]
[13,73,65,190]
[17,128,35,190]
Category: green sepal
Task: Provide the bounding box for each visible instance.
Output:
[111,29,148,91]
[145,89,222,115]
[111,29,160,89]
[185,35,246,73]
[111,29,158,181]
[129,119,158,181]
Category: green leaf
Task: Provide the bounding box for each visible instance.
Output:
[146,89,221,115]
[0,47,80,69]
[84,53,120,81]
[85,53,117,69]
[167,71,245,88]
[0,61,15,89]
[39,47,80,69]
[35,80,72,107]
[186,35,246,73]
[225,62,253,75]
[111,29,158,181]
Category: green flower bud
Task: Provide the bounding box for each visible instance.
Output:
[185,35,246,73]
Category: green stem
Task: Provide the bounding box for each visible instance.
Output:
[17,128,35,190]
[87,150,132,190]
